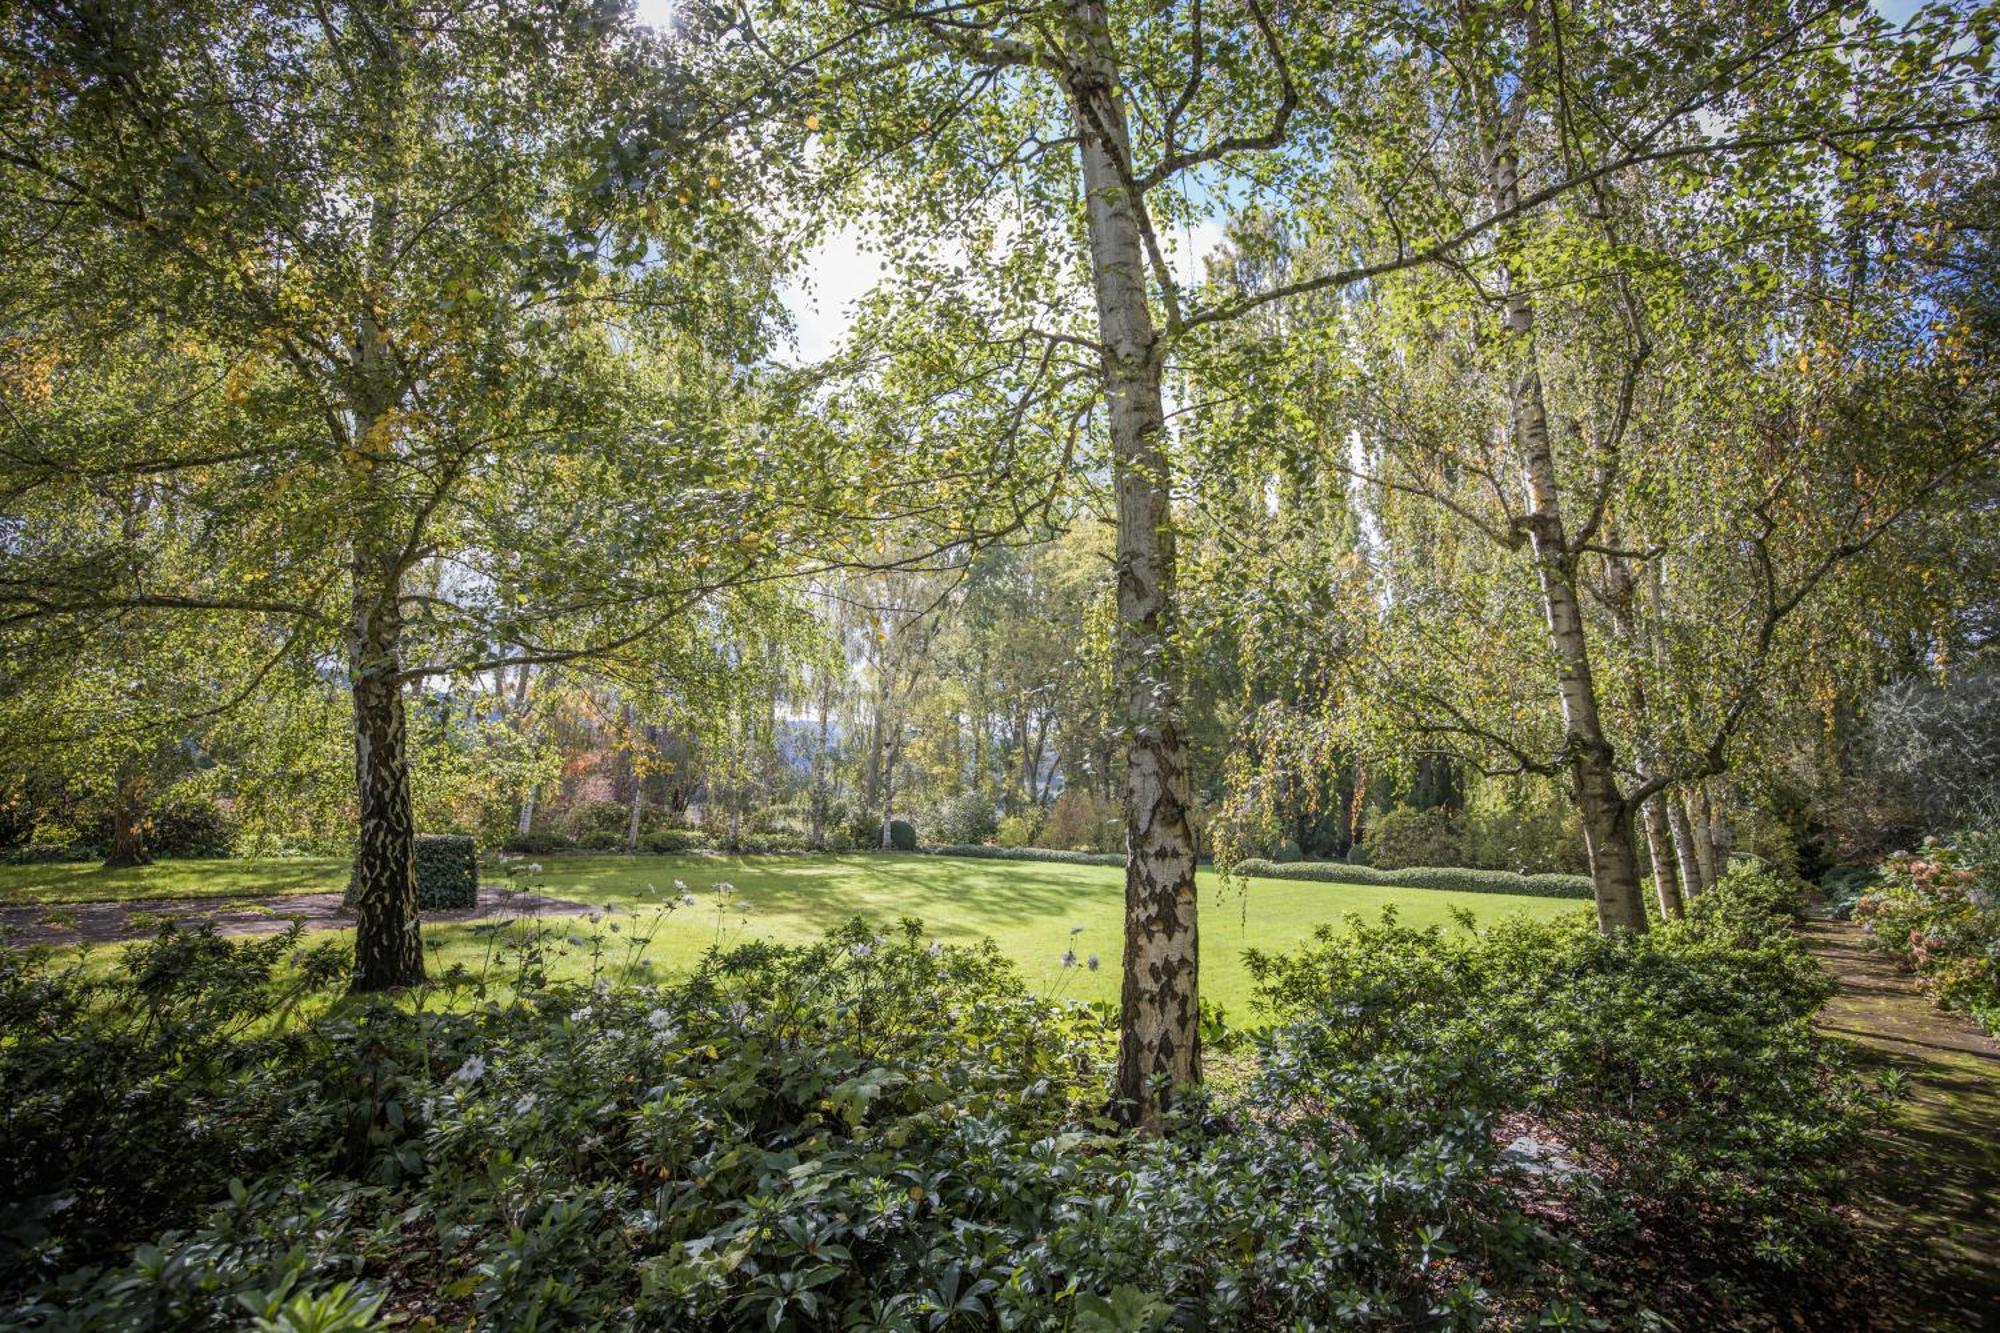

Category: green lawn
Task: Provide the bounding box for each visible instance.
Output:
[2,851,1585,1019]
[0,856,351,904]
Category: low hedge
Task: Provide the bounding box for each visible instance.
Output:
[501,831,576,855]
[1229,857,1593,900]
[927,844,1126,867]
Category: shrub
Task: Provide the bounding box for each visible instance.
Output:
[345,834,479,910]
[1819,865,1879,920]
[887,817,917,851]
[0,842,95,865]
[928,791,1000,845]
[145,791,240,858]
[994,812,1037,848]
[0,926,351,1293]
[501,830,575,855]
[576,829,624,851]
[929,844,1125,866]
[731,830,812,854]
[1229,856,1594,899]
[1362,805,1465,870]
[412,834,478,910]
[560,799,632,839]
[1036,788,1121,853]
[638,828,711,854]
[1856,832,2000,1034]
[0,907,1886,1328]
[1248,903,1883,1286]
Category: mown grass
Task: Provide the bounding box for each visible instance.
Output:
[3,851,1585,1018]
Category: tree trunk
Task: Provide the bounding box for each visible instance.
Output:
[348,553,424,992]
[511,663,538,836]
[878,746,896,849]
[1484,117,1646,934]
[1666,793,1706,903]
[1691,785,1722,890]
[1640,795,1682,919]
[623,704,644,852]
[809,676,832,851]
[1066,0,1200,1130]
[103,767,152,869]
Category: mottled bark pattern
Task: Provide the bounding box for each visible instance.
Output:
[1067,0,1201,1129]
[1486,131,1647,933]
[349,556,423,991]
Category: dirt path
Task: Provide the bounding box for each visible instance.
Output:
[0,888,599,948]
[1802,920,2000,1331]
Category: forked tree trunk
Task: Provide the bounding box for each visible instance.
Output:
[103,767,152,869]
[1067,0,1200,1130]
[1484,118,1646,933]
[348,552,423,992]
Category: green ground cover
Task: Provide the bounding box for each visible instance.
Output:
[1,852,1584,1018]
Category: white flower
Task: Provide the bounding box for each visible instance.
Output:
[513,1093,538,1115]
[1087,954,1101,972]
[527,862,543,874]
[452,1055,486,1084]
[673,879,689,892]
[680,893,698,907]
[927,940,942,957]
[1061,949,1077,969]
[850,941,873,960]
[647,1007,676,1030]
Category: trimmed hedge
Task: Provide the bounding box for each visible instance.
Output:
[501,831,576,855]
[640,829,711,854]
[1229,857,1593,900]
[412,835,478,909]
[343,835,478,912]
[888,819,917,852]
[927,844,1125,867]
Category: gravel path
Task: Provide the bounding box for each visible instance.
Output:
[0,888,599,948]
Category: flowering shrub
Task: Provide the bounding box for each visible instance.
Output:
[1855,832,2000,1035]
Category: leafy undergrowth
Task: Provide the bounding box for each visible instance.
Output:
[0,872,1892,1330]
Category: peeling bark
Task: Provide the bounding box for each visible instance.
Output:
[1065,0,1200,1129]
[1483,103,1646,933]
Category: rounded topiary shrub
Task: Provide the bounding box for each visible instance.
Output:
[889,818,917,851]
